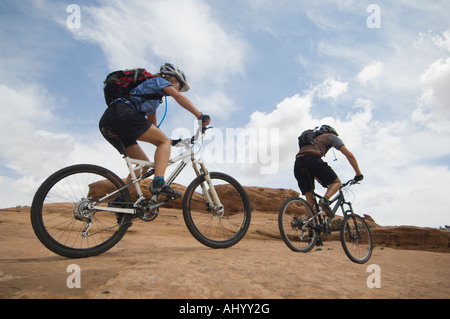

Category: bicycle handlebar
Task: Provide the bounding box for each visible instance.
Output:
[173,119,210,148]
[191,119,203,142]
[341,179,359,188]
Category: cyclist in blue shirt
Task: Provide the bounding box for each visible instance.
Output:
[99,63,210,198]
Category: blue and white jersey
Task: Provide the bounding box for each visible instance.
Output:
[115,77,172,115]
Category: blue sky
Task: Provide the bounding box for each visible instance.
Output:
[1,0,449,228]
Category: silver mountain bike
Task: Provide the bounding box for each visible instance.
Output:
[31,120,251,258]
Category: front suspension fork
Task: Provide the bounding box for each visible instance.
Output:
[192,160,224,214]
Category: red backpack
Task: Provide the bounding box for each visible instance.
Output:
[103,68,163,106]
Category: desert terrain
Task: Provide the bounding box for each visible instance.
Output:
[0,186,449,300]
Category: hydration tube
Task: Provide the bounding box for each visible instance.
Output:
[332,147,338,161]
[157,96,168,128]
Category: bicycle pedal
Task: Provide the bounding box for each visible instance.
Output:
[164,193,181,201]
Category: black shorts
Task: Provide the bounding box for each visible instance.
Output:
[99,102,151,154]
[294,155,338,194]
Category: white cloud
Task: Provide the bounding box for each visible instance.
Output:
[242,93,314,177]
[315,77,349,100]
[357,61,384,86]
[0,84,72,175]
[432,29,450,53]
[69,0,248,88]
[362,164,450,227]
[231,78,347,182]
[0,11,135,207]
[0,83,127,208]
[0,84,70,207]
[227,76,450,228]
[59,0,249,120]
[419,57,450,118]
[413,28,450,125]
[193,91,237,121]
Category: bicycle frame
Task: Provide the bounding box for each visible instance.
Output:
[91,120,223,215]
[313,184,354,219]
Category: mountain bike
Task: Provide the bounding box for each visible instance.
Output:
[278,177,373,264]
[31,120,251,259]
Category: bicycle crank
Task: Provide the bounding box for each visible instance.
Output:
[136,199,160,222]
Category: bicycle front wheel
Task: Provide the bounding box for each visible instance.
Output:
[30,164,133,258]
[278,197,317,252]
[182,172,251,248]
[340,214,373,264]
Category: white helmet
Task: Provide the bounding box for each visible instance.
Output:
[160,63,190,92]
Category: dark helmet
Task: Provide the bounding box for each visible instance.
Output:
[160,63,190,92]
[319,125,339,136]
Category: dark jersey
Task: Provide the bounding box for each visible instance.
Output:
[296,133,344,158]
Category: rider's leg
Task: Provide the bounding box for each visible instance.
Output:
[124,144,150,183]
[320,177,341,217]
[125,144,150,161]
[304,192,315,210]
[137,125,171,178]
[324,177,341,200]
[137,126,181,197]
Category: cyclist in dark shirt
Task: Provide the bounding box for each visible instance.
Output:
[294,125,363,217]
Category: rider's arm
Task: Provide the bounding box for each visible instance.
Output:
[338,145,362,176]
[163,86,202,119]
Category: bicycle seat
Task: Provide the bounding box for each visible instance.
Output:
[101,126,128,156]
[101,127,121,140]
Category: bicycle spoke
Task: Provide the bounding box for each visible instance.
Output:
[340,215,373,264]
[278,197,317,252]
[31,165,132,258]
[183,172,251,248]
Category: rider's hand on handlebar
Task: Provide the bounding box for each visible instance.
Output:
[198,114,211,127]
[198,113,211,134]
[354,174,364,182]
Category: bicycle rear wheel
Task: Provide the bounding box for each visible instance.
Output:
[278,197,317,252]
[340,214,373,264]
[182,172,251,248]
[30,164,133,258]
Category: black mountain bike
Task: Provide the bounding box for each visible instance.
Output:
[278,179,373,264]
